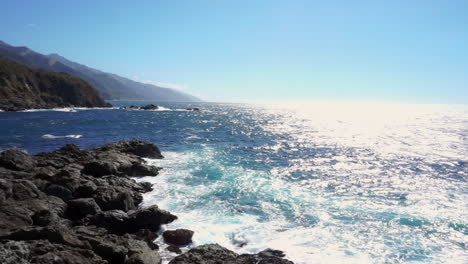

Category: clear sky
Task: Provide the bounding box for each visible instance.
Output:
[2,0,467,103]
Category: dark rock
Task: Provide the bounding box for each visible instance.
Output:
[46,184,73,201]
[66,198,101,219]
[127,205,178,232]
[135,229,159,250]
[258,249,286,258]
[99,139,164,159]
[82,160,118,177]
[92,210,129,233]
[167,245,182,254]
[32,210,59,226]
[0,148,36,171]
[0,240,107,264]
[168,244,294,264]
[169,244,238,264]
[163,229,194,246]
[0,195,66,235]
[76,180,98,197]
[11,180,42,200]
[127,163,161,177]
[124,238,162,264]
[94,187,136,211]
[140,104,159,110]
[186,108,200,111]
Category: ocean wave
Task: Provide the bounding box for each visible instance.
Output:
[42,134,83,139]
[20,107,119,113]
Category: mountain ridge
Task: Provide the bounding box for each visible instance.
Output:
[0,41,201,102]
[0,56,110,111]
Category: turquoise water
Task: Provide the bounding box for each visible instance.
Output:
[0,102,467,263]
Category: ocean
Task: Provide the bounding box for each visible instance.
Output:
[0,101,466,264]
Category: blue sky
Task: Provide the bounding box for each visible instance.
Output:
[2,0,467,103]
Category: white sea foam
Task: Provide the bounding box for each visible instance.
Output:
[20,107,119,112]
[42,134,82,139]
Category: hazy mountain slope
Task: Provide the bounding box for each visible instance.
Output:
[0,56,109,111]
[0,41,201,101]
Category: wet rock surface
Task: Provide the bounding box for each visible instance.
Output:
[121,104,160,111]
[0,140,294,264]
[0,140,168,264]
[169,244,294,264]
[163,229,194,246]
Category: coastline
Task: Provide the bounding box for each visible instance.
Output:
[0,140,293,263]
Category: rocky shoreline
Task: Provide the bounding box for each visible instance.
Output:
[0,140,293,264]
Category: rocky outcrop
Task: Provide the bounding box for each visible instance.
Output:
[0,56,111,111]
[0,140,294,264]
[140,104,159,110]
[0,140,170,264]
[121,104,161,111]
[169,244,294,264]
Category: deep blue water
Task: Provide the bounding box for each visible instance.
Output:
[0,101,467,264]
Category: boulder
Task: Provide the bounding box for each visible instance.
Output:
[169,244,238,264]
[0,149,36,171]
[127,205,178,232]
[46,184,73,201]
[94,187,136,211]
[66,198,101,219]
[167,245,182,254]
[163,229,194,246]
[124,238,162,264]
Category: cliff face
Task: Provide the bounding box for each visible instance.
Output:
[0,56,110,111]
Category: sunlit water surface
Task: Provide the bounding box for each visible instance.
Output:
[0,102,466,264]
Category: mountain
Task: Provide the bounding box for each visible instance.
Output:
[0,56,110,111]
[0,41,201,102]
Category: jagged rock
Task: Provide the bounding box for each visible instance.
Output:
[140,104,159,110]
[75,180,98,197]
[82,160,118,177]
[32,210,59,227]
[46,184,73,201]
[0,148,36,171]
[168,244,294,264]
[99,140,164,159]
[127,163,161,177]
[124,238,162,264]
[127,205,178,233]
[66,198,101,220]
[167,245,182,254]
[134,229,159,250]
[0,240,107,264]
[92,210,129,234]
[163,229,194,246]
[234,249,294,264]
[169,244,238,264]
[94,187,136,211]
